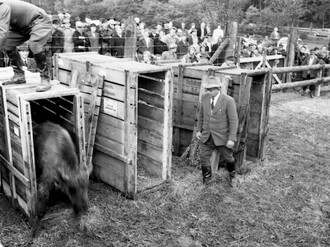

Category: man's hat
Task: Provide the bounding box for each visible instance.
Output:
[204,76,222,89]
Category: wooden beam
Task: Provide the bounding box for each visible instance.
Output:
[272,77,330,90]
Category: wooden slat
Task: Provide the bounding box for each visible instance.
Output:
[137,140,163,163]
[92,149,126,193]
[138,101,164,123]
[96,121,125,145]
[95,135,125,156]
[0,154,29,186]
[138,127,163,149]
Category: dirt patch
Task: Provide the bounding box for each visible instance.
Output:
[1,92,330,246]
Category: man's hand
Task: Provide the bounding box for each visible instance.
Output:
[226,140,235,149]
[196,131,202,140]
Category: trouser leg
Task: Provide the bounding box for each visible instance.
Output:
[217,145,236,186]
[34,51,51,92]
[3,49,26,85]
[200,137,215,184]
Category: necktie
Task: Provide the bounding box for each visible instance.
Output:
[211,97,215,110]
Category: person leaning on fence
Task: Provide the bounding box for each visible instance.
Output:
[196,76,239,187]
[300,48,320,98]
[0,0,53,92]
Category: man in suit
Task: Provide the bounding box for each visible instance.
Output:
[197,22,208,42]
[110,26,125,58]
[196,76,238,186]
[137,29,154,61]
[301,48,320,98]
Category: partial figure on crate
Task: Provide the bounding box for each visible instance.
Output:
[32,122,91,237]
[196,76,239,187]
[0,0,52,92]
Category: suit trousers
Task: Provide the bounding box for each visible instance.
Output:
[200,135,235,173]
[302,74,315,92]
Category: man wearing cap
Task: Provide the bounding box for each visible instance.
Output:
[196,76,238,186]
[0,0,53,92]
[161,43,177,60]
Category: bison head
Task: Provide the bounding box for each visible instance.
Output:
[55,169,90,214]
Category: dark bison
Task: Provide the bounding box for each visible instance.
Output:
[32,122,90,236]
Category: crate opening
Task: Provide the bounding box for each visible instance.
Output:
[137,73,167,192]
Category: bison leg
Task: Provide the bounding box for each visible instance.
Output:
[31,179,54,237]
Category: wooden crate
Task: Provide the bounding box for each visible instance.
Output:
[0,81,86,223]
[73,60,173,199]
[171,64,270,167]
[54,52,131,169]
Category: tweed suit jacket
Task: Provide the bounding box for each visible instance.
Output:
[197,92,238,146]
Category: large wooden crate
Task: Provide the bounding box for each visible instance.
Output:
[0,81,86,223]
[56,57,173,199]
[54,52,130,168]
[171,64,271,167]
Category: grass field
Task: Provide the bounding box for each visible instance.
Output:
[1,92,330,247]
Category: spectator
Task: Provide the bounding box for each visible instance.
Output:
[155,22,165,39]
[61,18,75,53]
[197,22,208,41]
[188,28,199,45]
[72,21,90,52]
[182,46,199,63]
[212,24,224,45]
[110,26,125,58]
[87,23,100,52]
[137,29,154,61]
[301,48,319,98]
[153,33,168,58]
[161,27,178,49]
[177,35,190,59]
[221,56,236,67]
[161,43,177,60]
[99,18,111,55]
[181,22,189,38]
[51,19,64,55]
[270,27,280,46]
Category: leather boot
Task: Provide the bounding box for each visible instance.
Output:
[202,166,212,184]
[3,50,26,85]
[228,170,237,187]
[34,51,51,92]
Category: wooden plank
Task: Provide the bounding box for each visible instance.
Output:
[137,140,163,163]
[137,154,162,177]
[0,155,29,187]
[138,101,164,123]
[138,116,163,136]
[138,127,163,149]
[138,88,164,109]
[162,70,173,180]
[92,150,126,193]
[91,65,126,86]
[96,121,125,145]
[173,66,184,156]
[103,81,125,101]
[98,112,125,129]
[95,134,125,156]
[124,71,137,199]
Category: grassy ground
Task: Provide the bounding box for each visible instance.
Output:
[1,92,330,247]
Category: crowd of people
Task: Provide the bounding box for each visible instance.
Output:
[0,13,229,67]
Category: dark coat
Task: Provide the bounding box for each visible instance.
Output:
[197,93,238,145]
[51,29,64,54]
[110,33,125,58]
[153,34,168,55]
[137,38,154,55]
[302,55,319,78]
[72,30,90,52]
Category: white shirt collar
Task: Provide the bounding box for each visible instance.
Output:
[211,92,220,105]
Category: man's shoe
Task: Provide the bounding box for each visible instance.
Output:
[228,171,237,187]
[309,91,315,98]
[2,74,26,85]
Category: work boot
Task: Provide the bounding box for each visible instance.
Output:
[3,50,26,85]
[34,51,51,92]
[202,166,212,185]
